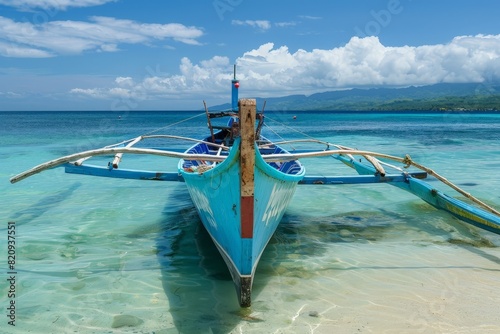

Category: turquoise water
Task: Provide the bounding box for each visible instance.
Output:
[2,111,500,333]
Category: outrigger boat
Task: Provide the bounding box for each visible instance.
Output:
[10,67,500,307]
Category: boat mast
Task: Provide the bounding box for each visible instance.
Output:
[231,64,239,112]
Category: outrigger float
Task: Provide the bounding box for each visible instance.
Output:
[10,66,500,307]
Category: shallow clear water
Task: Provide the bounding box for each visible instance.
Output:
[1,110,500,333]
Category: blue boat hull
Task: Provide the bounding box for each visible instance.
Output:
[179,138,304,306]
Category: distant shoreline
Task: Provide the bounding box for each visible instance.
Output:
[1,109,500,114]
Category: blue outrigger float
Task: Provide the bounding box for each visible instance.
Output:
[10,67,500,307]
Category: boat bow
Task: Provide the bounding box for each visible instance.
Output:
[180,99,305,306]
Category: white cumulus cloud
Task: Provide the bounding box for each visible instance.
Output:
[65,34,500,105]
[115,77,134,87]
[0,15,204,57]
[69,88,107,98]
[0,0,116,10]
[232,20,272,31]
[0,40,53,57]
[232,35,500,95]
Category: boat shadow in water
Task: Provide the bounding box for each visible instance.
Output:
[135,189,498,333]
[154,187,268,333]
[7,182,82,227]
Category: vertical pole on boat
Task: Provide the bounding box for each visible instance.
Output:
[239,98,256,238]
[239,98,255,307]
[231,64,239,112]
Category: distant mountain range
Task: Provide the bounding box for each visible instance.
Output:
[211,83,500,112]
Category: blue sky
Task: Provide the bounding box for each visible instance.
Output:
[1,0,500,111]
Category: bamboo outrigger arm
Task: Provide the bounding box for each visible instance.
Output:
[9,147,226,184]
[262,148,410,162]
[74,135,228,167]
[262,149,500,218]
[267,140,388,175]
[10,145,500,219]
[111,136,144,169]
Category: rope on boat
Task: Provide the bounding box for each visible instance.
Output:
[204,100,216,143]
[141,112,206,136]
[260,115,323,152]
[80,110,209,167]
[140,135,228,150]
[262,124,292,150]
[264,115,317,142]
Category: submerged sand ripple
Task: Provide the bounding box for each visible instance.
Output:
[111,314,144,328]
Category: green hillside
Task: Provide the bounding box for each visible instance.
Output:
[212,83,500,111]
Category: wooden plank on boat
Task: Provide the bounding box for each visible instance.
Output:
[298,172,427,185]
[65,163,184,182]
[239,99,256,239]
